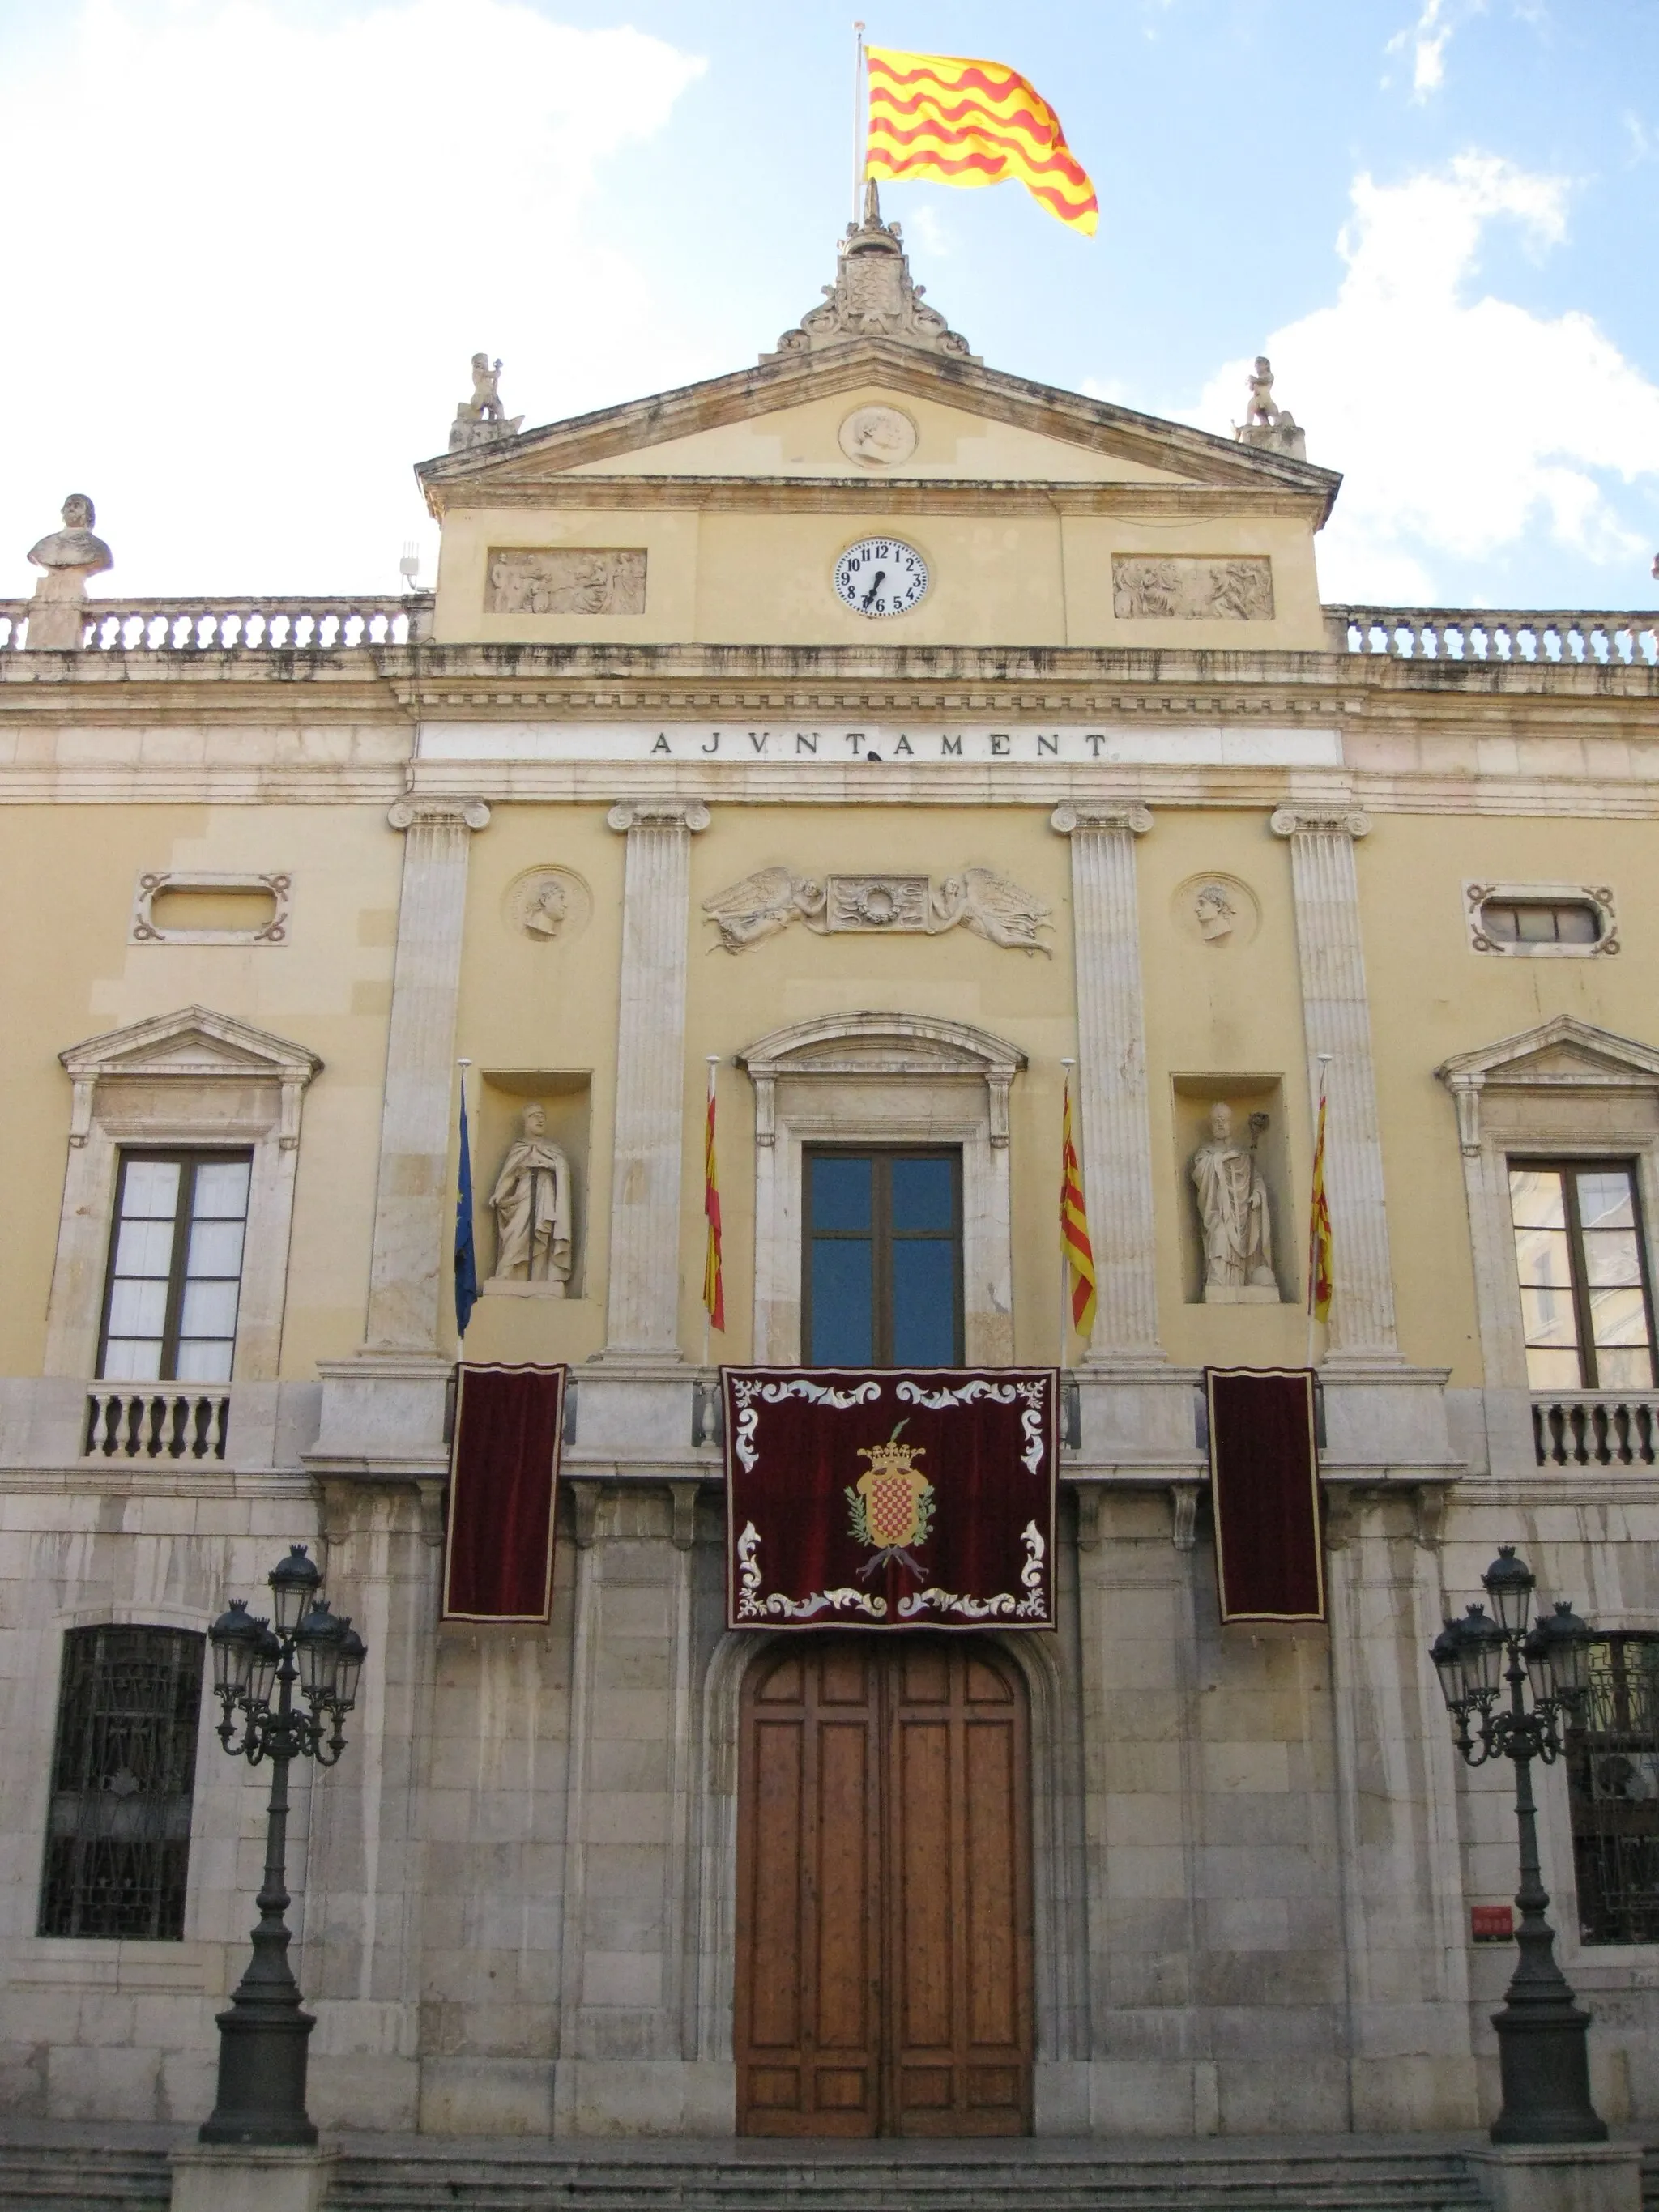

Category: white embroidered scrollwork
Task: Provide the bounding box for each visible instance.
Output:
[1015,1519,1047,1619]
[896,1378,1017,1410]
[729,1375,881,1472]
[733,1514,888,1622]
[896,1588,1017,1620]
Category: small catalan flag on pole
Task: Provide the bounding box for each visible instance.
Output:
[1307,1056,1334,1335]
[1060,1061,1098,1348]
[702,1056,725,1336]
[864,44,1098,236]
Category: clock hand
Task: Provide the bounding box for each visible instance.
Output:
[859,569,887,610]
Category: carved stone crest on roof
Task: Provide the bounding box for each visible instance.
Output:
[450,353,525,453]
[763,181,980,364]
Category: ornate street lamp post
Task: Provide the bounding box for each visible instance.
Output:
[1430,1546,1604,2143]
[198,1545,368,2146]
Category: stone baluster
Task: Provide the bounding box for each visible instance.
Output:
[364,797,491,1351]
[1051,803,1162,1360]
[1269,807,1398,1358]
[599,799,710,1360]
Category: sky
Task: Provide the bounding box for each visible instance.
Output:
[3,0,1659,609]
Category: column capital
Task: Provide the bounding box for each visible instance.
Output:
[387,796,491,833]
[1269,805,1371,841]
[1050,802,1153,838]
[608,797,710,834]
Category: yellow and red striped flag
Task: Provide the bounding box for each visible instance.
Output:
[1060,1068,1098,1343]
[702,1059,725,1333]
[1307,1080,1333,1326]
[865,46,1098,236]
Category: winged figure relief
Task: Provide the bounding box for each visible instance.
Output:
[702,867,826,953]
[932,868,1053,954]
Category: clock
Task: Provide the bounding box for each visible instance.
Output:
[833,538,929,619]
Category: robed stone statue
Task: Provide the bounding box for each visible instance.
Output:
[1190,1102,1277,1302]
[489,1104,573,1292]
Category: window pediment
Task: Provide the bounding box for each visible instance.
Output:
[739,1013,1026,1151]
[60,1007,322,1149]
[1438,1018,1659,1155]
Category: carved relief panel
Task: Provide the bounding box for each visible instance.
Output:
[1111,556,1274,622]
[484,548,646,616]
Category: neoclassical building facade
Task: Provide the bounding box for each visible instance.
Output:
[2,201,1659,2148]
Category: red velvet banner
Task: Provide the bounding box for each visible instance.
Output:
[441,1363,566,1623]
[1206,1367,1324,1625]
[723,1368,1057,1631]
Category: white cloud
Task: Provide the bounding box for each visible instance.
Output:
[0,1,706,594]
[1385,0,1486,101]
[906,204,954,259]
[1187,156,1659,603]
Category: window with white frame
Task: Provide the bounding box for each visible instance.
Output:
[1508,1161,1657,1392]
[97,1152,253,1384]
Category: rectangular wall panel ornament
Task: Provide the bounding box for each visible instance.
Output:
[723,1368,1057,1631]
[441,1362,567,1623]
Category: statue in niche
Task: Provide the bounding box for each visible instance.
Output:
[1193,883,1236,944]
[26,493,113,648]
[1191,1102,1278,1302]
[489,1104,573,1291]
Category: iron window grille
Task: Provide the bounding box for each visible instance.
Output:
[39,1626,204,1940]
[803,1147,963,1367]
[1567,1633,1659,1946]
[1507,1160,1657,1392]
[96,1151,252,1384]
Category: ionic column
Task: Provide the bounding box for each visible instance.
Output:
[1051,803,1162,1360]
[1269,807,1398,1358]
[365,796,490,1350]
[600,798,710,1358]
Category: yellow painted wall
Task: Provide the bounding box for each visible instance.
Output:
[0,803,399,1378]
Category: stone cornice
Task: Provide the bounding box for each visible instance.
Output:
[432,475,1331,522]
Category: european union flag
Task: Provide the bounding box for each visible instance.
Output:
[454,1085,478,1339]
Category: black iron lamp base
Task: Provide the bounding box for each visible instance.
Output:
[1490,2002,1609,2146]
[197,2001,318,2146]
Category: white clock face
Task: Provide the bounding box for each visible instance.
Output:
[834,538,929,619]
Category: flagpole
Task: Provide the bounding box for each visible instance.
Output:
[1059,1059,1074,1369]
[704,1055,719,1379]
[456,1058,472,1347]
[851,19,866,224]
[1307,1052,1333,1370]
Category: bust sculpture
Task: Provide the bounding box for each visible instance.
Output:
[26,494,113,648]
[489,1104,573,1292]
[1193,883,1236,944]
[1191,1102,1278,1302]
[522,878,567,938]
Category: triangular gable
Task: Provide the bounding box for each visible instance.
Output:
[1437,1017,1659,1154]
[417,343,1340,518]
[62,1005,322,1087]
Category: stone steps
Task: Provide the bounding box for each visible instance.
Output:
[326,2144,1491,2212]
[0,2145,171,2208]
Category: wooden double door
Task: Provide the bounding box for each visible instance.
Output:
[735,1634,1033,2137]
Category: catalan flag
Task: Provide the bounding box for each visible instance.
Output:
[1307,1079,1333,1326]
[865,46,1098,236]
[702,1059,725,1333]
[1060,1068,1098,1343]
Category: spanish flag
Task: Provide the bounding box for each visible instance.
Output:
[702,1059,725,1333]
[865,46,1098,236]
[1307,1080,1333,1326]
[1060,1068,1098,1343]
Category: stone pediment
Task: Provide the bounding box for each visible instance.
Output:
[1436,1016,1659,1152]
[61,1005,322,1088]
[740,1011,1026,1087]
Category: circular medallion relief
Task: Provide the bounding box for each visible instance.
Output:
[504,866,592,943]
[838,405,919,468]
[833,537,929,619]
[1171,872,1260,949]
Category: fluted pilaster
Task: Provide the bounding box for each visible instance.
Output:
[601,798,710,1357]
[1051,803,1162,1360]
[1270,807,1398,1358]
[365,797,490,1351]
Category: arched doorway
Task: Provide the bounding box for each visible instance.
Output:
[735,1634,1034,2137]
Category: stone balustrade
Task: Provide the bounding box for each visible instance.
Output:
[1532,1390,1659,1468]
[84,1386,230,1461]
[1328,605,1659,666]
[0,595,432,653]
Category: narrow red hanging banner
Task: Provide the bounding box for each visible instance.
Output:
[1205,1366,1324,1625]
[441,1363,566,1624]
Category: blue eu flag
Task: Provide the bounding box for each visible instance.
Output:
[454,1086,478,1340]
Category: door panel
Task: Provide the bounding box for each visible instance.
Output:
[736,1635,1032,2137]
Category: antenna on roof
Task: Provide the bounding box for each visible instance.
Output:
[399,541,421,594]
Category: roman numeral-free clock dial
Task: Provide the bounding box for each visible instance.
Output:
[834,539,929,619]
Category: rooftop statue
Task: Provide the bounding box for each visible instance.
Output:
[1234,355,1307,462]
[449,353,525,453]
[26,494,113,650]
